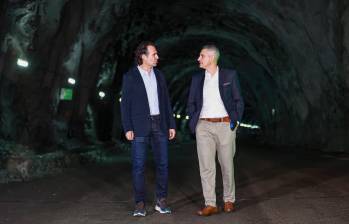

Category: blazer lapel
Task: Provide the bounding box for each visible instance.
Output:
[154,69,162,102]
[133,67,151,111]
[218,68,226,100]
[199,71,205,104]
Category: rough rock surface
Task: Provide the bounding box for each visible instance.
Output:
[0,0,348,152]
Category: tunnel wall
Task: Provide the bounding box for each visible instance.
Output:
[0,0,348,152]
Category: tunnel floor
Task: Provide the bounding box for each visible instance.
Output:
[0,142,349,224]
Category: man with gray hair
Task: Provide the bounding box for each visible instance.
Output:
[187,44,244,216]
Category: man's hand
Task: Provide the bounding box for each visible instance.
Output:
[169,129,176,140]
[230,121,240,132]
[125,131,134,141]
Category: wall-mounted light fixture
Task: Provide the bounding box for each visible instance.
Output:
[99,91,106,99]
[17,58,29,67]
[68,78,76,85]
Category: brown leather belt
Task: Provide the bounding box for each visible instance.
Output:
[200,116,230,123]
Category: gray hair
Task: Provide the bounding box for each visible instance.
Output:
[202,44,220,63]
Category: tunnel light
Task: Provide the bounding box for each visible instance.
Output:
[240,123,260,129]
[176,114,181,119]
[17,58,29,67]
[173,114,176,117]
[119,98,122,102]
[99,91,106,99]
[68,78,76,85]
[185,115,190,120]
[272,108,276,116]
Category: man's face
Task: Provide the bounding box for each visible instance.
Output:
[142,45,159,67]
[197,49,214,69]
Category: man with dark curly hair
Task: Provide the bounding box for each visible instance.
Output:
[120,41,176,217]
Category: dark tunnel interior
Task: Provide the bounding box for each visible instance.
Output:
[0,0,349,174]
[1,1,349,223]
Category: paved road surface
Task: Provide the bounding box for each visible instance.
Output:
[1,142,349,224]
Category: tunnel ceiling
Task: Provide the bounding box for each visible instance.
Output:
[1,0,349,152]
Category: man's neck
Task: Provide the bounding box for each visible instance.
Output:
[206,65,218,76]
[139,64,153,74]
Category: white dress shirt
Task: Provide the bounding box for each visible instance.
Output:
[200,67,228,118]
[137,66,160,115]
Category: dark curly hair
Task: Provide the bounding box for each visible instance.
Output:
[134,41,156,65]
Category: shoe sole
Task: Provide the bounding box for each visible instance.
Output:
[155,205,171,214]
[224,209,234,213]
[197,211,219,216]
[133,212,147,217]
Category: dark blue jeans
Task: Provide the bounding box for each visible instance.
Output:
[131,116,168,204]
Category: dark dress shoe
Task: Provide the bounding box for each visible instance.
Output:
[224,202,235,212]
[197,205,219,216]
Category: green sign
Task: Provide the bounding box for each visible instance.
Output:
[60,88,73,100]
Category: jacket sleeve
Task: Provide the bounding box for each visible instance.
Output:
[120,73,133,133]
[231,71,244,122]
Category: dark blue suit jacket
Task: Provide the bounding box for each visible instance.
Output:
[187,68,244,134]
[120,66,176,136]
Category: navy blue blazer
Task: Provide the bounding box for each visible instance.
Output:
[187,68,244,134]
[120,66,176,136]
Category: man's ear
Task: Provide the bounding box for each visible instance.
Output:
[141,54,147,61]
[209,54,215,62]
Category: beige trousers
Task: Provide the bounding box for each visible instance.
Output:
[196,120,236,207]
